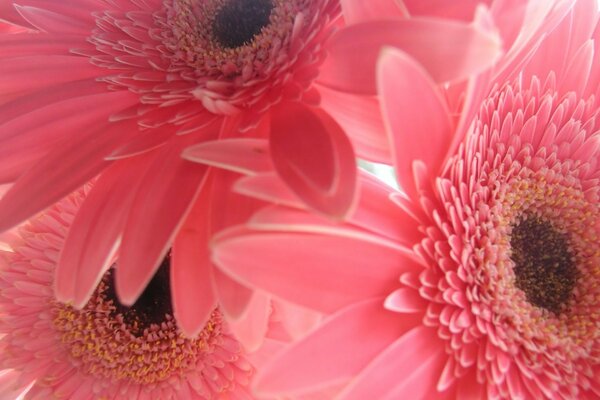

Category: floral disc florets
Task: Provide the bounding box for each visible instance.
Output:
[419,74,600,398]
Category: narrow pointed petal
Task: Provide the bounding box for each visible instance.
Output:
[115,131,216,306]
[0,118,138,232]
[270,101,357,218]
[338,326,446,400]
[56,153,155,307]
[318,18,502,95]
[171,174,217,338]
[341,0,406,25]
[254,299,419,395]
[212,226,415,313]
[377,47,453,199]
[182,139,273,175]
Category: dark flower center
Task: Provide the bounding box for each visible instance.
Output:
[212,0,274,48]
[510,215,578,314]
[103,254,173,335]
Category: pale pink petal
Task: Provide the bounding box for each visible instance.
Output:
[271,299,322,340]
[254,299,419,396]
[14,5,89,34]
[270,101,357,218]
[384,287,428,313]
[211,268,255,321]
[350,172,422,243]
[316,84,391,163]
[0,117,138,232]
[182,139,273,176]
[115,132,215,305]
[212,226,416,313]
[377,47,453,199]
[228,292,271,352]
[559,40,594,94]
[56,154,155,307]
[341,0,406,25]
[338,326,446,400]
[318,18,502,95]
[171,174,217,337]
[234,173,304,209]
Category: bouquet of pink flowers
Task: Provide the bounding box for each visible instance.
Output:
[0,0,599,398]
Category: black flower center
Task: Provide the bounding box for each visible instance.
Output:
[103,254,173,335]
[510,215,578,314]
[212,0,274,48]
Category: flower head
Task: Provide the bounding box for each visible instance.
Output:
[209,0,600,398]
[0,0,357,339]
[0,190,264,399]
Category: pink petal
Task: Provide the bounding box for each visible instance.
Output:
[403,0,492,20]
[270,101,357,219]
[350,171,422,243]
[14,5,89,34]
[212,267,255,320]
[234,173,304,209]
[559,39,594,94]
[384,287,428,313]
[212,226,415,313]
[56,153,155,307]
[0,90,138,183]
[115,130,216,305]
[318,18,502,95]
[171,197,217,337]
[338,326,446,400]
[377,47,453,199]
[271,299,322,340]
[0,117,138,232]
[0,33,90,57]
[0,55,100,95]
[316,84,391,163]
[227,292,271,352]
[182,138,273,175]
[341,0,406,25]
[170,170,223,337]
[254,298,418,395]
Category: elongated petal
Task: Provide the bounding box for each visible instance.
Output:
[56,153,156,307]
[0,117,138,232]
[212,226,415,313]
[338,326,446,400]
[270,101,357,218]
[377,47,453,199]
[254,298,419,395]
[182,139,273,175]
[318,18,502,95]
[170,169,220,337]
[115,131,215,305]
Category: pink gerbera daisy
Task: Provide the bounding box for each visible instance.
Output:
[0,0,500,339]
[0,190,289,400]
[209,0,600,398]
